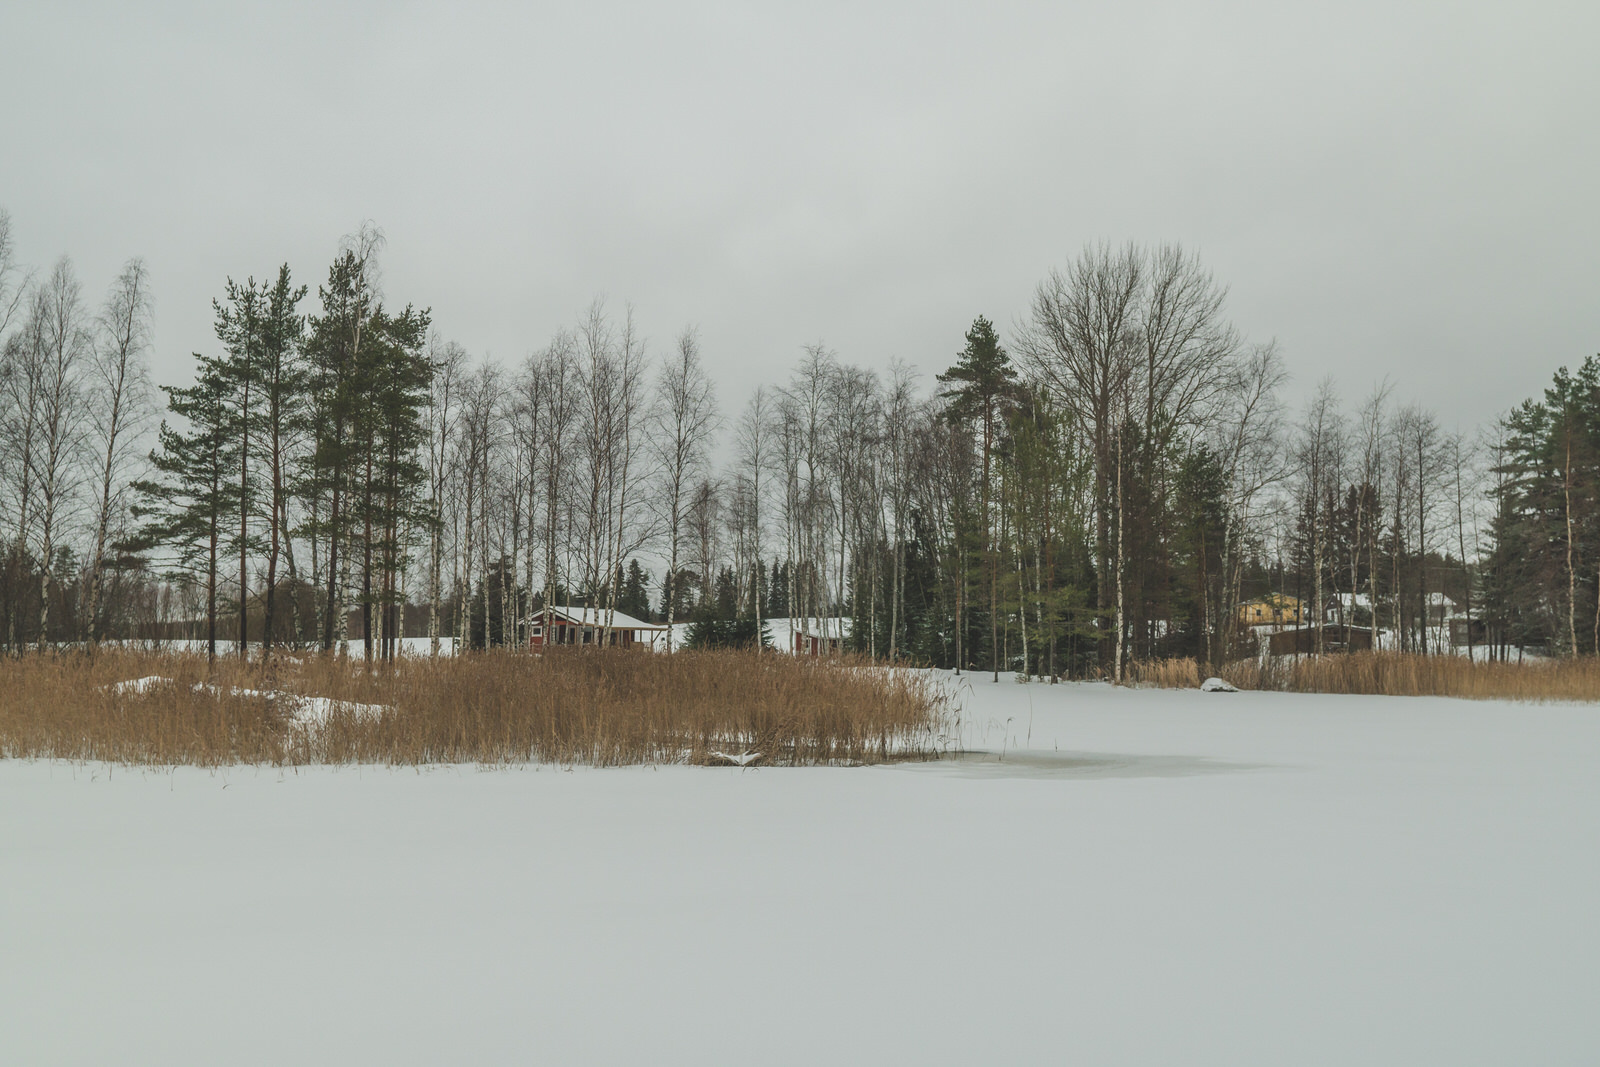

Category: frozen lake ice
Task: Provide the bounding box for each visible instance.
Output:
[3,673,1597,1064]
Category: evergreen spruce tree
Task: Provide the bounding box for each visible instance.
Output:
[685,566,771,649]
[619,559,652,620]
[938,316,1019,679]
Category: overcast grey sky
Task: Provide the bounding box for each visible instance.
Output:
[3,0,1595,432]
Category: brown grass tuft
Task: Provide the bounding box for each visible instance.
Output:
[0,649,950,767]
[1127,657,1202,689]
[1135,651,1600,702]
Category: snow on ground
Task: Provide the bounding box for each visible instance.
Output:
[101,677,389,728]
[143,621,857,656]
[4,676,1598,1065]
[666,616,849,652]
[115,637,460,657]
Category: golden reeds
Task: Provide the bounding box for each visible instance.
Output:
[1133,651,1600,702]
[1127,657,1202,689]
[0,649,950,767]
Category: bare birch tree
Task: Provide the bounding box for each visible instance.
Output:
[652,327,719,649]
[535,333,577,641]
[1297,380,1344,653]
[1015,243,1141,670]
[1207,341,1288,665]
[28,258,91,649]
[0,210,26,343]
[883,361,919,662]
[425,337,466,656]
[83,258,153,649]
[734,386,773,646]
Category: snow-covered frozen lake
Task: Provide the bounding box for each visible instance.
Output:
[4,675,1597,1065]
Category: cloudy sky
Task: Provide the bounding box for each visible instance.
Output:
[3,0,1595,433]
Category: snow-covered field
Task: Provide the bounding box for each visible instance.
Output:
[666,615,849,653]
[117,636,461,657]
[4,675,1598,1065]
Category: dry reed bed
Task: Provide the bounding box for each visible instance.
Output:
[0,649,950,768]
[1131,651,1600,701]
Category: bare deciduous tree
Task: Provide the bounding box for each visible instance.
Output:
[1208,341,1288,666]
[1297,380,1345,654]
[734,386,771,648]
[425,336,466,656]
[28,258,92,649]
[83,258,153,649]
[652,327,719,649]
[0,209,27,342]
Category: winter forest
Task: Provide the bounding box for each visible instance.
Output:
[0,206,1593,674]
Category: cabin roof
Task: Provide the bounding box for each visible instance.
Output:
[535,606,668,631]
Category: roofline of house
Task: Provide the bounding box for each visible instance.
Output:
[526,607,670,631]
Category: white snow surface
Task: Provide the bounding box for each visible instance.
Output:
[112,636,461,657]
[101,677,390,728]
[667,616,851,652]
[4,675,1598,1064]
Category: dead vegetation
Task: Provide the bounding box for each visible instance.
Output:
[1126,657,1204,690]
[1132,651,1600,702]
[0,649,950,767]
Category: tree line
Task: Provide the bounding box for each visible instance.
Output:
[0,208,1589,671]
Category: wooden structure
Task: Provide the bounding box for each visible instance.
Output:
[1449,618,1486,647]
[528,606,667,649]
[1238,594,1304,627]
[1267,625,1374,656]
[792,619,848,656]
[1425,594,1461,626]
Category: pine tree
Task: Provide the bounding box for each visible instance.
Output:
[213,276,267,653]
[131,354,240,662]
[361,303,432,660]
[303,251,373,653]
[258,266,307,654]
[938,316,1019,678]
[302,244,431,659]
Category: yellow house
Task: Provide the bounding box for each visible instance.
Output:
[1237,594,1304,626]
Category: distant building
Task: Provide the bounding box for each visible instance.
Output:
[791,618,850,656]
[1424,593,1461,626]
[1267,625,1374,656]
[1324,592,1373,622]
[1237,594,1304,627]
[1449,617,1487,647]
[528,606,667,649]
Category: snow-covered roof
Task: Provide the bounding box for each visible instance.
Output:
[790,616,852,638]
[537,606,668,631]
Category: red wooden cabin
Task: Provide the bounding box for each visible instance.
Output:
[528,606,667,650]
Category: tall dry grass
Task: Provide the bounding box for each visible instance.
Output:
[1127,657,1203,689]
[0,649,949,767]
[1133,651,1600,702]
